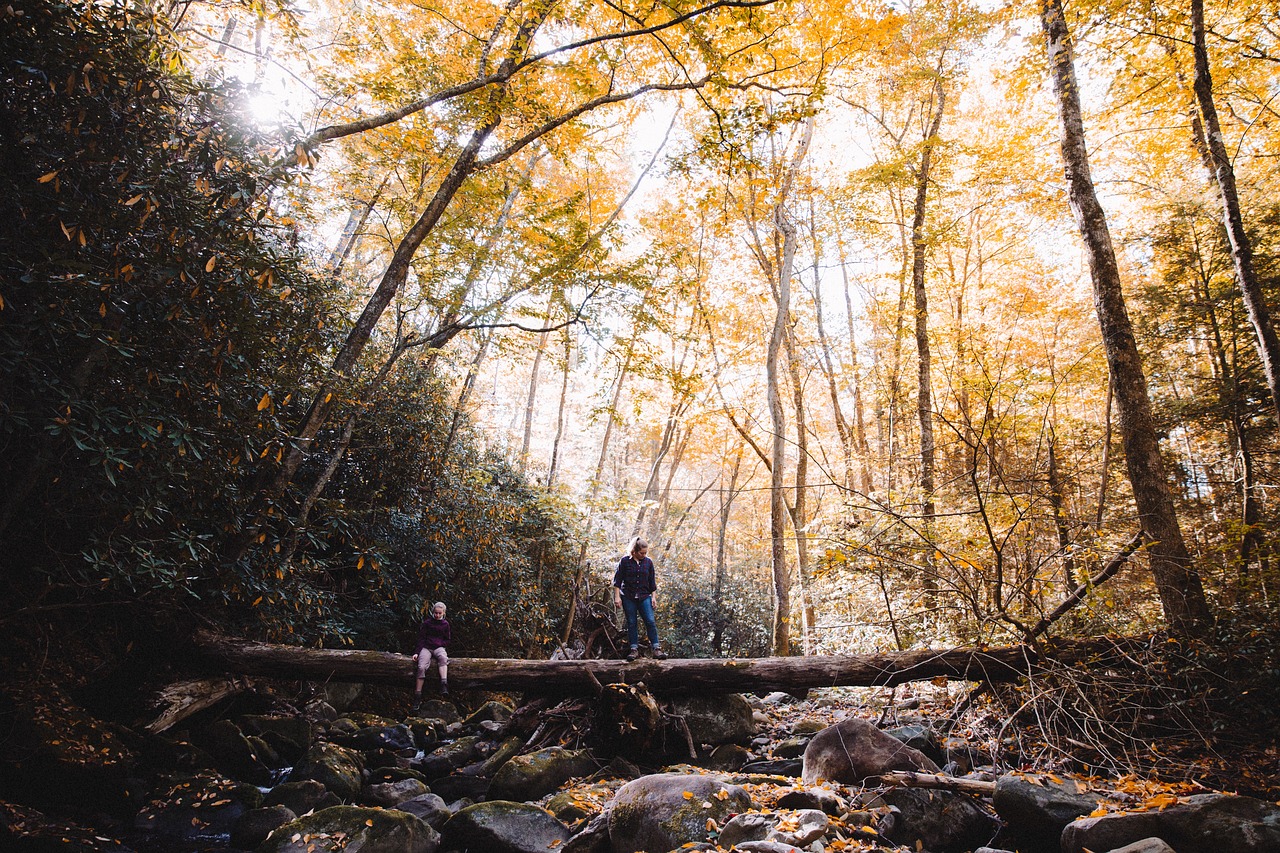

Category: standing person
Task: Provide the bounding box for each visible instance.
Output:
[612,538,667,661]
[412,601,450,710]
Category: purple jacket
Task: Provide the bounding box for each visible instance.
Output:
[613,555,656,599]
[416,617,451,654]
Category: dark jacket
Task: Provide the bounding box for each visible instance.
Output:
[613,555,656,600]
[416,616,451,654]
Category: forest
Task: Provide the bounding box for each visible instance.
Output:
[2,0,1279,851]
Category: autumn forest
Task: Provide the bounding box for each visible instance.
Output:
[3,0,1280,841]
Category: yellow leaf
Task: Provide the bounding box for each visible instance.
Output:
[365,819,374,826]
[682,791,693,799]
[39,171,58,183]
[205,256,216,273]
[124,194,143,206]
[257,393,271,411]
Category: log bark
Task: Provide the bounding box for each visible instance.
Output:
[146,676,255,733]
[879,770,995,796]
[192,631,1048,693]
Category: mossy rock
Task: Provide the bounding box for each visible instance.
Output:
[442,801,571,853]
[608,773,752,853]
[289,742,365,801]
[257,805,439,853]
[489,747,598,802]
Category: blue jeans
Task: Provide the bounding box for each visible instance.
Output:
[620,595,659,649]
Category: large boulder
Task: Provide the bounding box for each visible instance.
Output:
[391,792,451,829]
[993,773,1098,850]
[196,719,275,786]
[289,742,365,801]
[463,701,514,727]
[362,778,429,808]
[350,724,417,756]
[871,787,1000,853]
[488,747,598,802]
[415,736,481,780]
[134,776,262,845]
[719,809,829,849]
[231,805,296,850]
[258,805,439,853]
[263,780,341,816]
[667,694,756,747]
[442,801,572,853]
[608,772,753,853]
[238,715,314,763]
[1060,793,1280,853]
[546,782,617,824]
[801,717,940,783]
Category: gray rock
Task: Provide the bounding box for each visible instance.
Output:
[707,743,750,771]
[476,736,526,777]
[415,735,482,779]
[350,724,417,755]
[1107,839,1178,853]
[442,800,572,853]
[362,777,429,807]
[873,787,1000,853]
[763,692,799,705]
[801,717,940,784]
[289,742,365,801]
[719,812,774,847]
[734,843,803,853]
[488,746,598,802]
[667,694,757,746]
[563,810,612,853]
[321,682,364,712]
[608,772,752,853]
[740,758,803,776]
[238,715,314,763]
[546,782,615,823]
[773,736,810,759]
[406,718,442,751]
[391,792,451,829]
[231,805,295,849]
[775,787,845,815]
[259,805,439,853]
[1060,793,1280,853]
[993,773,1098,848]
[885,724,944,765]
[418,699,460,724]
[428,773,490,802]
[792,716,828,734]
[766,808,828,846]
[304,699,337,722]
[264,780,341,815]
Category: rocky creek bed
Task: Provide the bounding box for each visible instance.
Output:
[1,680,1277,853]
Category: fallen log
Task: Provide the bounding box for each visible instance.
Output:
[192,630,1048,694]
[879,770,996,796]
[146,676,255,733]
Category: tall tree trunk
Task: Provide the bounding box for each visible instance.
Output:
[713,449,744,655]
[766,117,815,656]
[1191,0,1280,427]
[519,292,557,473]
[839,241,875,495]
[810,206,854,493]
[783,324,815,654]
[1041,0,1213,635]
[1047,426,1076,592]
[912,81,946,608]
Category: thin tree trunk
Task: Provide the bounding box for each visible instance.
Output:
[1042,0,1213,635]
[713,449,744,655]
[839,241,875,495]
[1047,426,1076,592]
[912,81,946,607]
[520,292,557,473]
[547,328,573,489]
[1191,0,1280,427]
[810,206,854,492]
[783,324,815,654]
[766,117,815,656]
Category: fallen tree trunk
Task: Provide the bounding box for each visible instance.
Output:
[192,630,1058,693]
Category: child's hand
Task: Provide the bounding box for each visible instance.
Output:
[412,653,419,661]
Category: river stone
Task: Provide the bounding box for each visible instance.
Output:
[707,744,750,771]
[608,772,753,853]
[773,736,810,758]
[392,792,451,829]
[134,775,262,843]
[792,715,828,734]
[546,782,616,823]
[1060,793,1280,853]
[767,809,829,846]
[873,787,1000,853]
[350,724,417,755]
[464,700,514,727]
[417,699,460,724]
[259,805,439,853]
[321,682,364,712]
[775,786,845,815]
[719,812,774,847]
[563,810,612,853]
[239,715,314,763]
[231,804,296,849]
[740,758,802,776]
[442,801,572,853]
[1107,839,1178,853]
[475,736,525,778]
[263,779,341,815]
[289,742,365,801]
[489,746,598,802]
[416,735,482,780]
[802,717,941,783]
[993,773,1098,848]
[885,724,945,765]
[196,719,275,786]
[362,777,429,807]
[734,842,804,853]
[667,694,756,746]
[429,773,491,802]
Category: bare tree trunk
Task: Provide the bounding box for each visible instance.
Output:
[810,205,854,493]
[765,117,815,656]
[1042,0,1213,635]
[1191,0,1280,427]
[519,293,557,473]
[839,241,875,495]
[713,449,744,654]
[438,330,494,477]
[912,81,946,608]
[783,325,815,653]
[547,329,573,489]
[1047,426,1076,592]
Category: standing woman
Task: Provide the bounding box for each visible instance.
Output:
[412,601,450,710]
[612,538,667,661]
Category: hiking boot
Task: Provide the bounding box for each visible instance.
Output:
[411,699,422,714]
[653,648,668,660]
[626,648,639,662]
[440,683,450,696]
